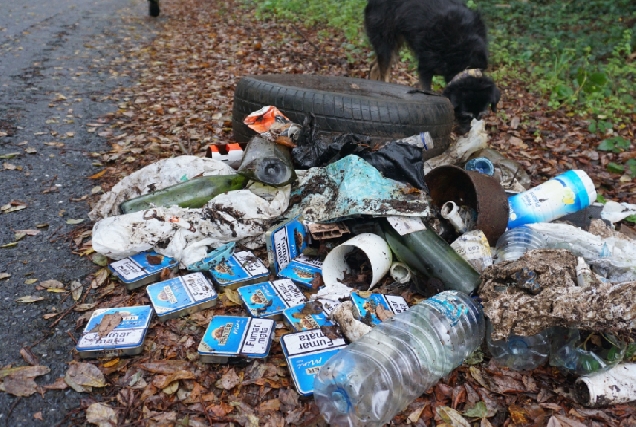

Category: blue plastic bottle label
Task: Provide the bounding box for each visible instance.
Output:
[508,170,592,228]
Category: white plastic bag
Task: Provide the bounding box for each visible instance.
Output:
[92,182,290,266]
[423,119,489,174]
[89,156,236,221]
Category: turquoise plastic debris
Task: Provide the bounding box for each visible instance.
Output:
[287,155,431,223]
[186,242,236,272]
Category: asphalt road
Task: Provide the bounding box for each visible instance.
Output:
[0,0,155,424]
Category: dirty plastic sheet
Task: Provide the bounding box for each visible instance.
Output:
[601,200,636,223]
[527,222,636,282]
[479,249,636,340]
[423,119,489,175]
[286,155,431,223]
[89,156,236,221]
[292,114,427,189]
[92,182,290,266]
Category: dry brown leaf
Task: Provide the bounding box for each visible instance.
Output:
[0,365,50,397]
[39,279,64,290]
[33,412,43,421]
[19,348,39,366]
[259,398,281,412]
[86,402,118,427]
[152,370,196,389]
[16,296,45,303]
[91,268,110,288]
[64,361,107,392]
[89,313,123,339]
[42,377,68,390]
[70,280,83,301]
[216,368,240,390]
[139,360,189,375]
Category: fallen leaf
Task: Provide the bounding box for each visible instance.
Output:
[463,401,488,419]
[90,253,109,267]
[0,273,10,280]
[40,279,64,290]
[16,296,45,303]
[547,415,588,427]
[139,360,189,374]
[89,169,107,179]
[24,278,38,285]
[259,398,281,412]
[42,377,68,390]
[216,369,240,390]
[66,218,84,225]
[20,348,39,366]
[14,232,27,241]
[64,361,106,392]
[70,280,83,301]
[33,411,43,421]
[152,370,197,389]
[15,230,41,236]
[224,288,242,306]
[91,268,110,289]
[74,303,97,312]
[437,406,471,427]
[407,404,426,423]
[3,163,18,170]
[89,313,123,338]
[42,313,58,320]
[25,147,38,154]
[1,242,18,248]
[162,381,179,395]
[0,152,21,159]
[86,402,118,427]
[0,365,50,396]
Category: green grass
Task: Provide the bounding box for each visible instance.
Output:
[246,0,636,123]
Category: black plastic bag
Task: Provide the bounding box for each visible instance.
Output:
[292,114,427,189]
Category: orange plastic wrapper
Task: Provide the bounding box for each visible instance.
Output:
[243,106,300,148]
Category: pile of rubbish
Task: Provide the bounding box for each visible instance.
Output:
[87,106,636,426]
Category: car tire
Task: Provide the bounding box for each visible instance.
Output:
[232,74,454,158]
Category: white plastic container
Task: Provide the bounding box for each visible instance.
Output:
[313,291,484,427]
[507,170,596,228]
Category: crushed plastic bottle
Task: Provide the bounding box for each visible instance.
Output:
[486,320,549,371]
[313,291,485,427]
[493,225,546,264]
[549,327,626,376]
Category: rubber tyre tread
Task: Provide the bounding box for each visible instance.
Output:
[232,75,454,157]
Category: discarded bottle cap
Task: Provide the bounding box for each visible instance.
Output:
[465,157,495,175]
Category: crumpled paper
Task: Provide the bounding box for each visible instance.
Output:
[479,249,636,340]
[92,182,290,266]
[89,156,236,221]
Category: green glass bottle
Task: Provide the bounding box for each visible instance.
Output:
[380,216,481,294]
[119,174,248,214]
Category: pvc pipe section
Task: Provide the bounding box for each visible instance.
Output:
[575,363,636,407]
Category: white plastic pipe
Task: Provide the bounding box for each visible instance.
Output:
[575,363,636,407]
[322,233,392,292]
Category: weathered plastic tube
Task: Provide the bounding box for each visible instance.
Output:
[575,363,636,407]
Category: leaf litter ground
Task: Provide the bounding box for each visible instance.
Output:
[3,0,635,426]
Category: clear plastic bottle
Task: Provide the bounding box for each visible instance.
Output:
[549,327,626,376]
[486,320,549,371]
[493,225,546,264]
[313,291,485,427]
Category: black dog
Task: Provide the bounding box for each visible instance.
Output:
[364,0,500,133]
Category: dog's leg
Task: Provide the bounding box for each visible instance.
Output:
[417,67,434,92]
